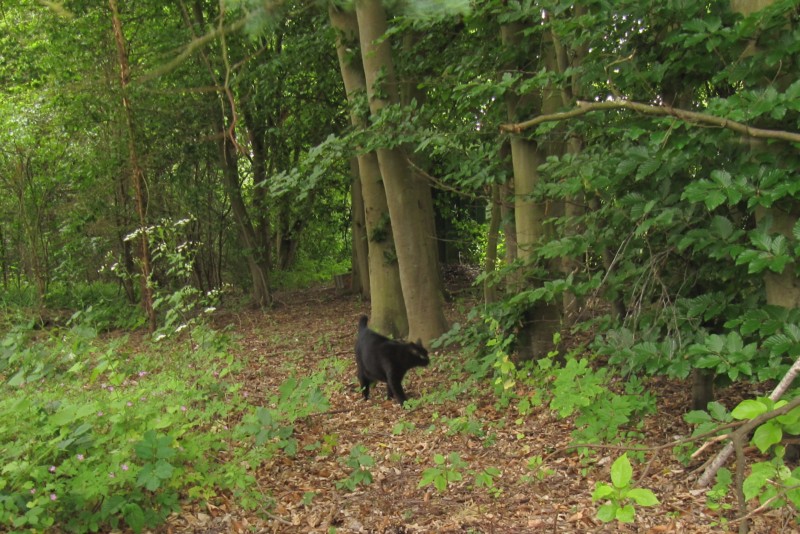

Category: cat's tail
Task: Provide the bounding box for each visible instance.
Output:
[358,315,369,331]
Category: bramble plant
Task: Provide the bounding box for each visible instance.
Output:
[336,445,375,491]
[592,454,660,524]
[473,467,502,497]
[418,452,468,493]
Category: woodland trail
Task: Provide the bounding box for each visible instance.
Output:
[166,286,786,533]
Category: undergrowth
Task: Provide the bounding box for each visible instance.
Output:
[0,317,329,533]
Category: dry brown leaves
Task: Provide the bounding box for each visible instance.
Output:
[162,286,791,534]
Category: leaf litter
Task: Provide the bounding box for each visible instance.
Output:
[163,286,790,533]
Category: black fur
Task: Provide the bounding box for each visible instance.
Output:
[355,315,429,405]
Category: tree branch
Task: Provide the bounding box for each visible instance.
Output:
[697,355,800,487]
[500,100,800,144]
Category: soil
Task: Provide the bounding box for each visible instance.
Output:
[163,285,794,533]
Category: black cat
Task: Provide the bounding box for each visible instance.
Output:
[355,315,429,405]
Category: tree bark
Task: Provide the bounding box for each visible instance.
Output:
[329,4,407,337]
[695,0,798,493]
[551,13,586,320]
[243,101,272,284]
[349,157,371,297]
[734,0,800,314]
[484,184,502,306]
[354,0,447,344]
[501,22,562,361]
[400,32,443,288]
[180,0,271,308]
[109,0,156,332]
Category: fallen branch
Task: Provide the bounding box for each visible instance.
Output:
[697,355,800,487]
[500,99,800,144]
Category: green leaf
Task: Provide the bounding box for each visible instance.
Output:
[710,215,734,239]
[610,454,633,489]
[743,462,776,500]
[625,488,659,506]
[616,504,636,523]
[684,410,712,424]
[704,190,726,210]
[592,483,614,500]
[596,503,617,523]
[731,399,768,420]
[123,503,145,534]
[154,459,174,480]
[751,421,782,453]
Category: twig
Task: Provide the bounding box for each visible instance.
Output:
[405,157,488,201]
[299,408,353,420]
[729,494,784,525]
[500,99,800,144]
[697,355,800,487]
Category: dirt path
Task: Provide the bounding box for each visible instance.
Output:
[168,287,787,533]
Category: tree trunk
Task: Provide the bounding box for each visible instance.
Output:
[355,0,448,344]
[12,153,47,303]
[220,136,271,308]
[551,15,586,320]
[243,102,272,282]
[349,156,371,297]
[400,32,444,289]
[729,0,800,312]
[484,184,502,306]
[329,4,407,337]
[109,0,156,332]
[501,22,562,361]
[180,0,271,308]
[113,165,137,304]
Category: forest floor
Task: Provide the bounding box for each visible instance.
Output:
[164,283,793,534]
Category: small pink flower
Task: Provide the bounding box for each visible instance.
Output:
[50,493,57,501]
[97,411,104,417]
[121,464,129,471]
[180,405,187,412]
[77,454,85,461]
[127,401,133,407]
[138,371,147,377]
[30,488,36,494]
[49,466,56,473]
[107,386,115,392]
